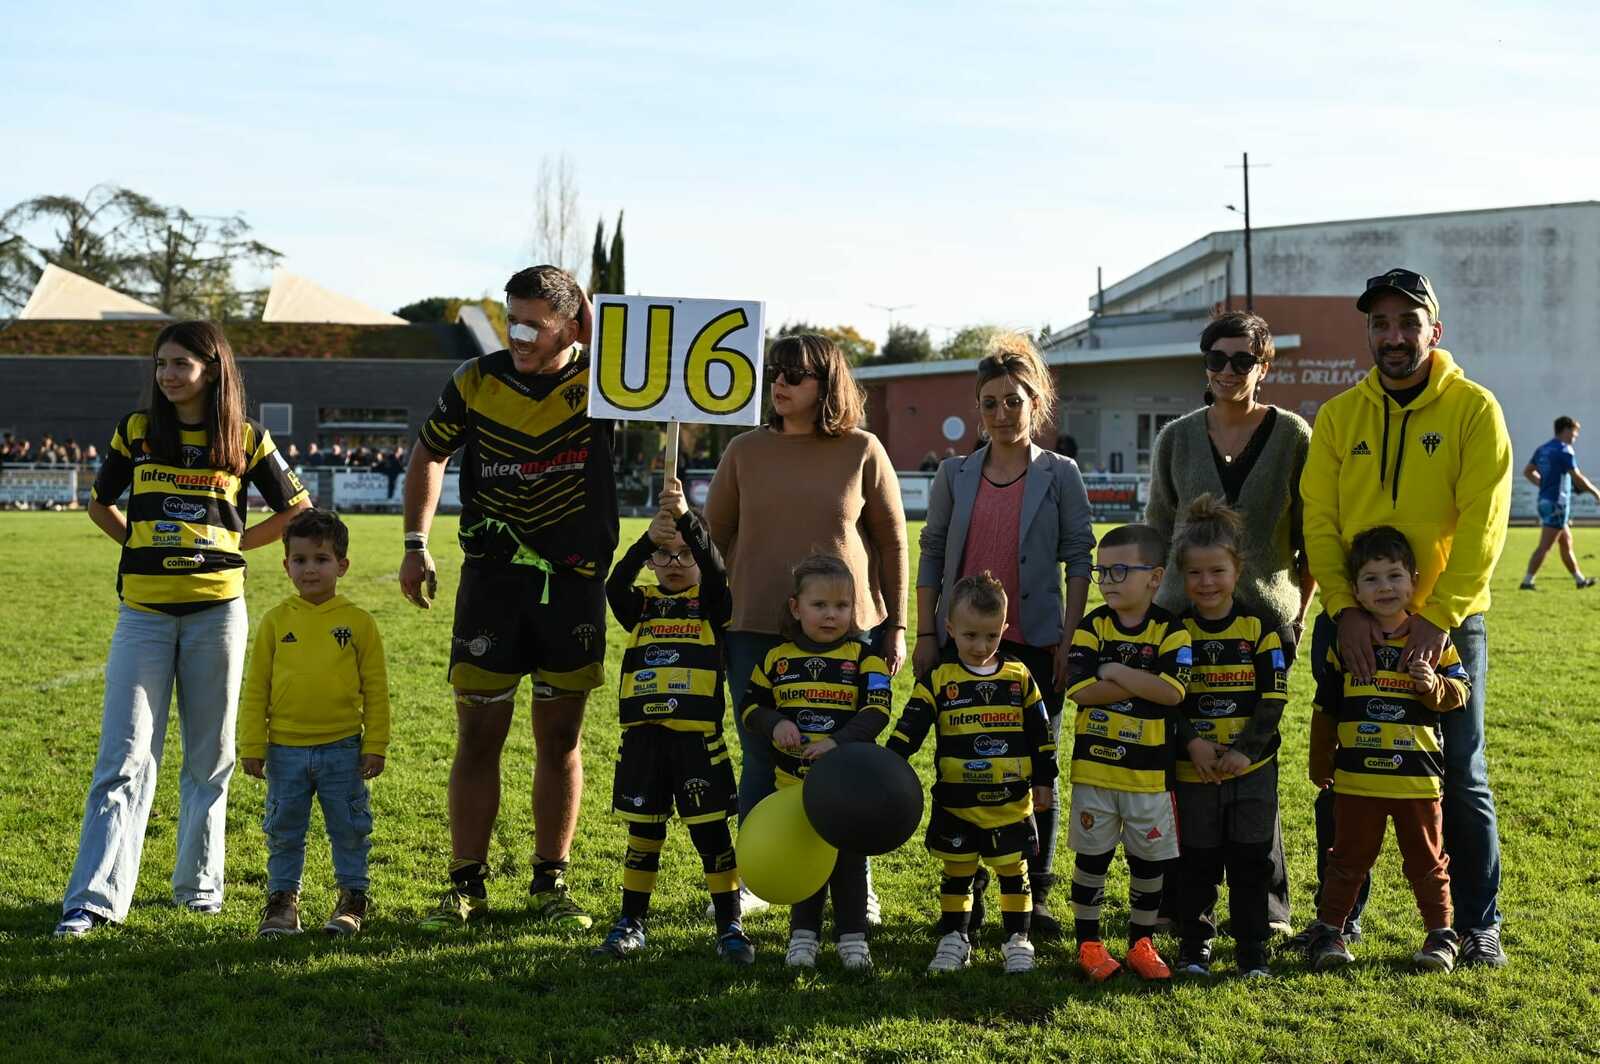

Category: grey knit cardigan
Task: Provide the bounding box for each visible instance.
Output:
[1144,406,1313,630]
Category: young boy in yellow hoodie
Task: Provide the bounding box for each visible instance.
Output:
[241,509,391,937]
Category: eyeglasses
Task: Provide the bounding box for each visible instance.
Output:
[1202,350,1263,374]
[764,365,817,386]
[1091,563,1157,584]
[979,395,1027,413]
[650,548,694,567]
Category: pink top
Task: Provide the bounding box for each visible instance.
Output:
[959,473,1025,644]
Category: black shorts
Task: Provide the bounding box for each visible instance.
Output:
[611,726,737,826]
[925,804,1038,866]
[449,561,607,695]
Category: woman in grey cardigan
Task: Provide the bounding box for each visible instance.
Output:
[916,334,1095,938]
[1146,310,1314,935]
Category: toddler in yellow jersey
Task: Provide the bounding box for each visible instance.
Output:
[1172,496,1289,979]
[1064,523,1193,983]
[240,509,390,937]
[591,477,751,965]
[742,554,892,971]
[1305,526,1468,973]
[888,572,1055,976]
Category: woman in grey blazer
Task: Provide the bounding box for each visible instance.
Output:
[915,334,1095,937]
[1146,310,1315,938]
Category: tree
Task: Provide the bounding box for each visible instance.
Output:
[395,297,453,322]
[531,153,582,275]
[588,219,609,296]
[939,324,1003,362]
[606,211,625,294]
[0,184,280,318]
[878,322,934,364]
[773,321,876,366]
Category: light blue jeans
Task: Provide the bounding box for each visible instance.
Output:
[62,599,248,921]
[263,735,373,893]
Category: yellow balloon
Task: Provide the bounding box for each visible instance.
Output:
[735,785,838,904]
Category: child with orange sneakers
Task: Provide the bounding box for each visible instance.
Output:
[1063,523,1194,982]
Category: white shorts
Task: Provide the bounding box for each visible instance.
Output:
[1068,783,1179,862]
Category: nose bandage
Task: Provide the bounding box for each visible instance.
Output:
[509,323,539,343]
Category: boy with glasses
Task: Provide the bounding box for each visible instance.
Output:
[591,476,753,963]
[1063,524,1198,982]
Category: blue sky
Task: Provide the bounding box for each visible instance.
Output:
[5,1,1598,343]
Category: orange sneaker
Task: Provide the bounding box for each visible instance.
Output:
[1078,940,1121,982]
[1126,936,1172,980]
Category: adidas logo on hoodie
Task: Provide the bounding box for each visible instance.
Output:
[281,632,298,643]
[1350,441,1372,456]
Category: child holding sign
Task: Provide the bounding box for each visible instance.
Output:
[592,477,752,965]
[741,554,893,971]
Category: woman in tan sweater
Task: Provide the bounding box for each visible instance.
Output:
[705,334,909,827]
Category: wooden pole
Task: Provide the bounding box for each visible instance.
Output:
[664,419,680,485]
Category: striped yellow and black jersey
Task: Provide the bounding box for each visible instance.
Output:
[887,657,1057,828]
[91,412,307,612]
[1314,633,1469,800]
[606,513,731,734]
[1178,608,1288,783]
[418,350,618,578]
[743,638,892,787]
[1065,604,1192,793]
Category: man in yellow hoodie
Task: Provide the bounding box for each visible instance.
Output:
[1297,268,1511,968]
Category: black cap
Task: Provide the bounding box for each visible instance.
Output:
[1357,268,1439,319]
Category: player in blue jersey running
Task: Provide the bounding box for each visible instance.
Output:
[1521,416,1599,591]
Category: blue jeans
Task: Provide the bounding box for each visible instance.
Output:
[1309,612,1501,931]
[263,735,373,893]
[726,631,783,820]
[63,600,248,921]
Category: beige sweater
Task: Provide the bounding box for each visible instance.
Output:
[705,427,908,635]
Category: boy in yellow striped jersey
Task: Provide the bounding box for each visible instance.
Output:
[591,477,751,964]
[889,572,1055,975]
[1306,526,1468,973]
[1065,524,1194,982]
[241,510,390,937]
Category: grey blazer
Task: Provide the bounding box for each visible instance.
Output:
[918,443,1095,648]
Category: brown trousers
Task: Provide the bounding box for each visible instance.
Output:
[1318,791,1451,932]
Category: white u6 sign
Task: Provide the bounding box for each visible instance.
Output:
[588,295,766,425]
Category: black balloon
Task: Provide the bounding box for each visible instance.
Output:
[802,742,924,855]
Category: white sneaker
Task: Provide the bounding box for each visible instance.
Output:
[836,931,873,971]
[864,888,882,928]
[707,885,770,919]
[1002,933,1036,974]
[927,931,972,974]
[786,929,820,968]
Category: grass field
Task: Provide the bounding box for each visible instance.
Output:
[2,513,1598,1062]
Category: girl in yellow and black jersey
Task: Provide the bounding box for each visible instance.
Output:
[742,554,891,971]
[1172,494,1288,978]
[56,322,309,938]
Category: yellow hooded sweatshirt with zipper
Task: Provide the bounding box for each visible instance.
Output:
[1302,349,1512,632]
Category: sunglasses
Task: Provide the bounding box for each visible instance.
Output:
[764,364,817,386]
[1091,563,1157,585]
[650,548,694,567]
[1365,270,1428,295]
[1202,350,1263,374]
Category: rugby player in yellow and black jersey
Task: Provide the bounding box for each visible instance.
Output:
[742,554,891,964]
[401,266,617,933]
[1062,524,1194,982]
[887,572,1055,973]
[592,477,752,963]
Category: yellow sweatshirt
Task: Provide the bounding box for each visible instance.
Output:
[1302,349,1512,632]
[239,594,391,759]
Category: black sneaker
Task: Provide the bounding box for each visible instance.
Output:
[1456,926,1507,969]
[1309,924,1354,971]
[716,923,756,965]
[590,916,646,959]
[1579,577,1597,590]
[1413,928,1460,972]
[1284,919,1362,954]
[1236,940,1271,978]
[1176,939,1212,977]
[1519,580,1537,591]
